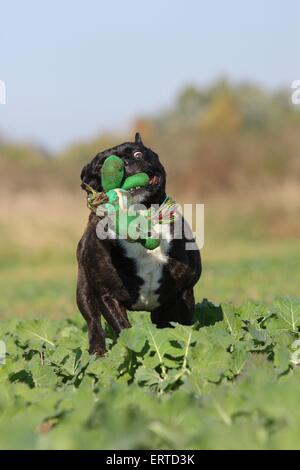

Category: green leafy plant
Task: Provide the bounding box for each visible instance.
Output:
[0,297,300,449]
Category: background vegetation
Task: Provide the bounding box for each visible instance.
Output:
[0,80,299,449]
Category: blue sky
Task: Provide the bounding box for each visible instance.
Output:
[0,0,299,151]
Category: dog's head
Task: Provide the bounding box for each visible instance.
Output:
[81,133,166,207]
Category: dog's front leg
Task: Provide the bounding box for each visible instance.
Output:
[99,294,131,334]
[77,267,106,356]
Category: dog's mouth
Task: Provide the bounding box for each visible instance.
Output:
[127,174,161,195]
[123,167,164,206]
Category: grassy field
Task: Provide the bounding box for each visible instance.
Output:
[0,188,299,320]
[0,189,300,449]
[1,238,299,321]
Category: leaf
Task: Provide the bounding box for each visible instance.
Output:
[194,323,233,351]
[135,366,162,388]
[119,326,147,353]
[238,301,269,324]
[228,346,249,377]
[190,343,230,383]
[221,303,243,339]
[48,346,69,365]
[143,325,172,374]
[27,356,58,388]
[59,348,90,378]
[194,299,223,327]
[272,298,300,333]
[16,320,58,349]
[273,343,291,375]
[247,324,270,344]
[169,324,195,368]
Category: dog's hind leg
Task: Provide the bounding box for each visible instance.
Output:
[76,267,106,356]
[151,288,195,328]
[98,294,131,334]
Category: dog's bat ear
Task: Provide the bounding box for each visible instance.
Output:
[135,132,143,145]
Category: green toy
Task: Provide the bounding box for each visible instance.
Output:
[100,155,159,250]
[101,155,150,192]
[122,172,149,190]
[101,155,124,192]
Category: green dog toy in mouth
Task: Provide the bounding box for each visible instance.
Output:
[101,155,150,193]
[122,172,149,191]
[100,155,159,250]
[101,155,124,192]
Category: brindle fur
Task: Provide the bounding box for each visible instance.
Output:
[77,134,201,355]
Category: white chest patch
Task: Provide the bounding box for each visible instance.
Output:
[119,226,172,311]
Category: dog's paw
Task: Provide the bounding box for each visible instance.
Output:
[88,346,107,358]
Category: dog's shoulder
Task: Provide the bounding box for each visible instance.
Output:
[77,213,112,262]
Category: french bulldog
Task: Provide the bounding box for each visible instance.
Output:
[77,133,201,355]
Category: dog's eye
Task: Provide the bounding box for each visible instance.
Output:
[133,151,143,159]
